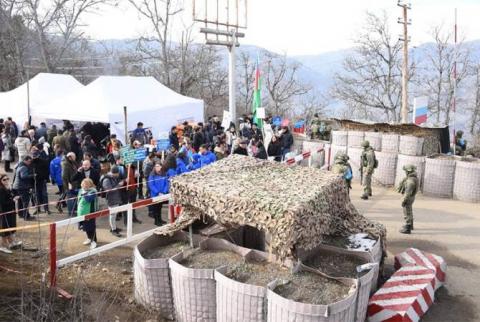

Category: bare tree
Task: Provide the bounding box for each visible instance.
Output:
[128,0,182,87]
[21,0,115,72]
[295,91,328,124]
[236,50,256,115]
[416,24,471,126]
[0,0,29,89]
[467,64,480,136]
[332,11,412,123]
[263,50,310,117]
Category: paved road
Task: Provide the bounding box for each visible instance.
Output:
[350,182,480,322]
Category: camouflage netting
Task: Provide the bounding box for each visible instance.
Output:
[154,155,386,259]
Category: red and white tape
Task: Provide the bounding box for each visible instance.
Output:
[394,248,446,290]
[368,265,436,322]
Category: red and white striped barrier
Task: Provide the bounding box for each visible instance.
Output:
[394,248,447,290]
[284,146,324,165]
[368,265,436,322]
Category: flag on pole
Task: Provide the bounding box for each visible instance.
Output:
[252,56,263,128]
[413,97,428,125]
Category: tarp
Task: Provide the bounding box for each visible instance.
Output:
[0,73,84,128]
[35,76,204,143]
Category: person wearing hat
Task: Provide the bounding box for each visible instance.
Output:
[31,148,51,215]
[332,152,353,194]
[360,140,377,200]
[397,164,419,234]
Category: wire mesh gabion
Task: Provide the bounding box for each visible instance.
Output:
[372,151,398,186]
[348,131,365,148]
[332,131,348,146]
[381,134,400,153]
[423,156,456,198]
[364,132,382,151]
[399,135,424,156]
[453,159,480,202]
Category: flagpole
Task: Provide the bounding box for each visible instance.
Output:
[452,8,458,155]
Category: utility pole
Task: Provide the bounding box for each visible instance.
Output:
[229,31,237,125]
[452,8,458,155]
[398,1,411,124]
[194,0,247,127]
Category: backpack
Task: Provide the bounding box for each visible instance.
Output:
[97,175,109,198]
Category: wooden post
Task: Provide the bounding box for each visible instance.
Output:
[49,223,57,287]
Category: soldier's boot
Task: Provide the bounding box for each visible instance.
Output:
[399,225,412,234]
[361,194,369,200]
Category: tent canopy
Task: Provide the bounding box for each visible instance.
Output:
[0,73,84,127]
[36,76,204,142]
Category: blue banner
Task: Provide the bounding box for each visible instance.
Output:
[157,139,171,151]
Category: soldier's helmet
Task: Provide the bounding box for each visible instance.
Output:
[403,164,417,173]
[341,153,350,162]
[456,130,464,137]
[361,140,370,148]
[334,151,345,161]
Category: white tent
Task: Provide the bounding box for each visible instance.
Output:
[0,73,84,127]
[35,76,204,142]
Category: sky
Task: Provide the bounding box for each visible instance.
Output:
[85,0,480,56]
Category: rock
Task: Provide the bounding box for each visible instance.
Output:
[102,268,108,273]
[128,297,134,304]
[121,269,130,275]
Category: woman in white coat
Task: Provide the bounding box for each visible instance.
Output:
[14,130,31,165]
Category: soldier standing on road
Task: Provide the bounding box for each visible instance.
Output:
[397,164,418,234]
[332,152,353,195]
[360,140,377,200]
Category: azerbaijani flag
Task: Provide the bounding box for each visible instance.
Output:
[414,96,428,125]
[252,56,263,128]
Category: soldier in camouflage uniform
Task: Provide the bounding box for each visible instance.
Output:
[454,130,467,156]
[309,113,321,140]
[397,164,419,234]
[360,140,377,200]
[332,152,353,194]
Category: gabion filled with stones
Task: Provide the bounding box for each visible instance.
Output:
[156,155,386,259]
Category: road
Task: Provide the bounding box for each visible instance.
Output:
[350,182,480,322]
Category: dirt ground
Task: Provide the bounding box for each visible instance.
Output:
[350,182,480,322]
[1,173,479,321]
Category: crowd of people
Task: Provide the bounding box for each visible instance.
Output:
[0,114,296,253]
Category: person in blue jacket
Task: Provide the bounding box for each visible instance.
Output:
[49,149,64,194]
[198,144,217,167]
[188,153,202,171]
[147,156,177,226]
[176,151,189,175]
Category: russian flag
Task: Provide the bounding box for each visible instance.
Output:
[414,97,429,125]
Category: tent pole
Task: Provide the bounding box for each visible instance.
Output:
[27,69,31,126]
[123,106,128,145]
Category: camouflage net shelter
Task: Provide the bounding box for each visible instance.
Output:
[155,155,386,259]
